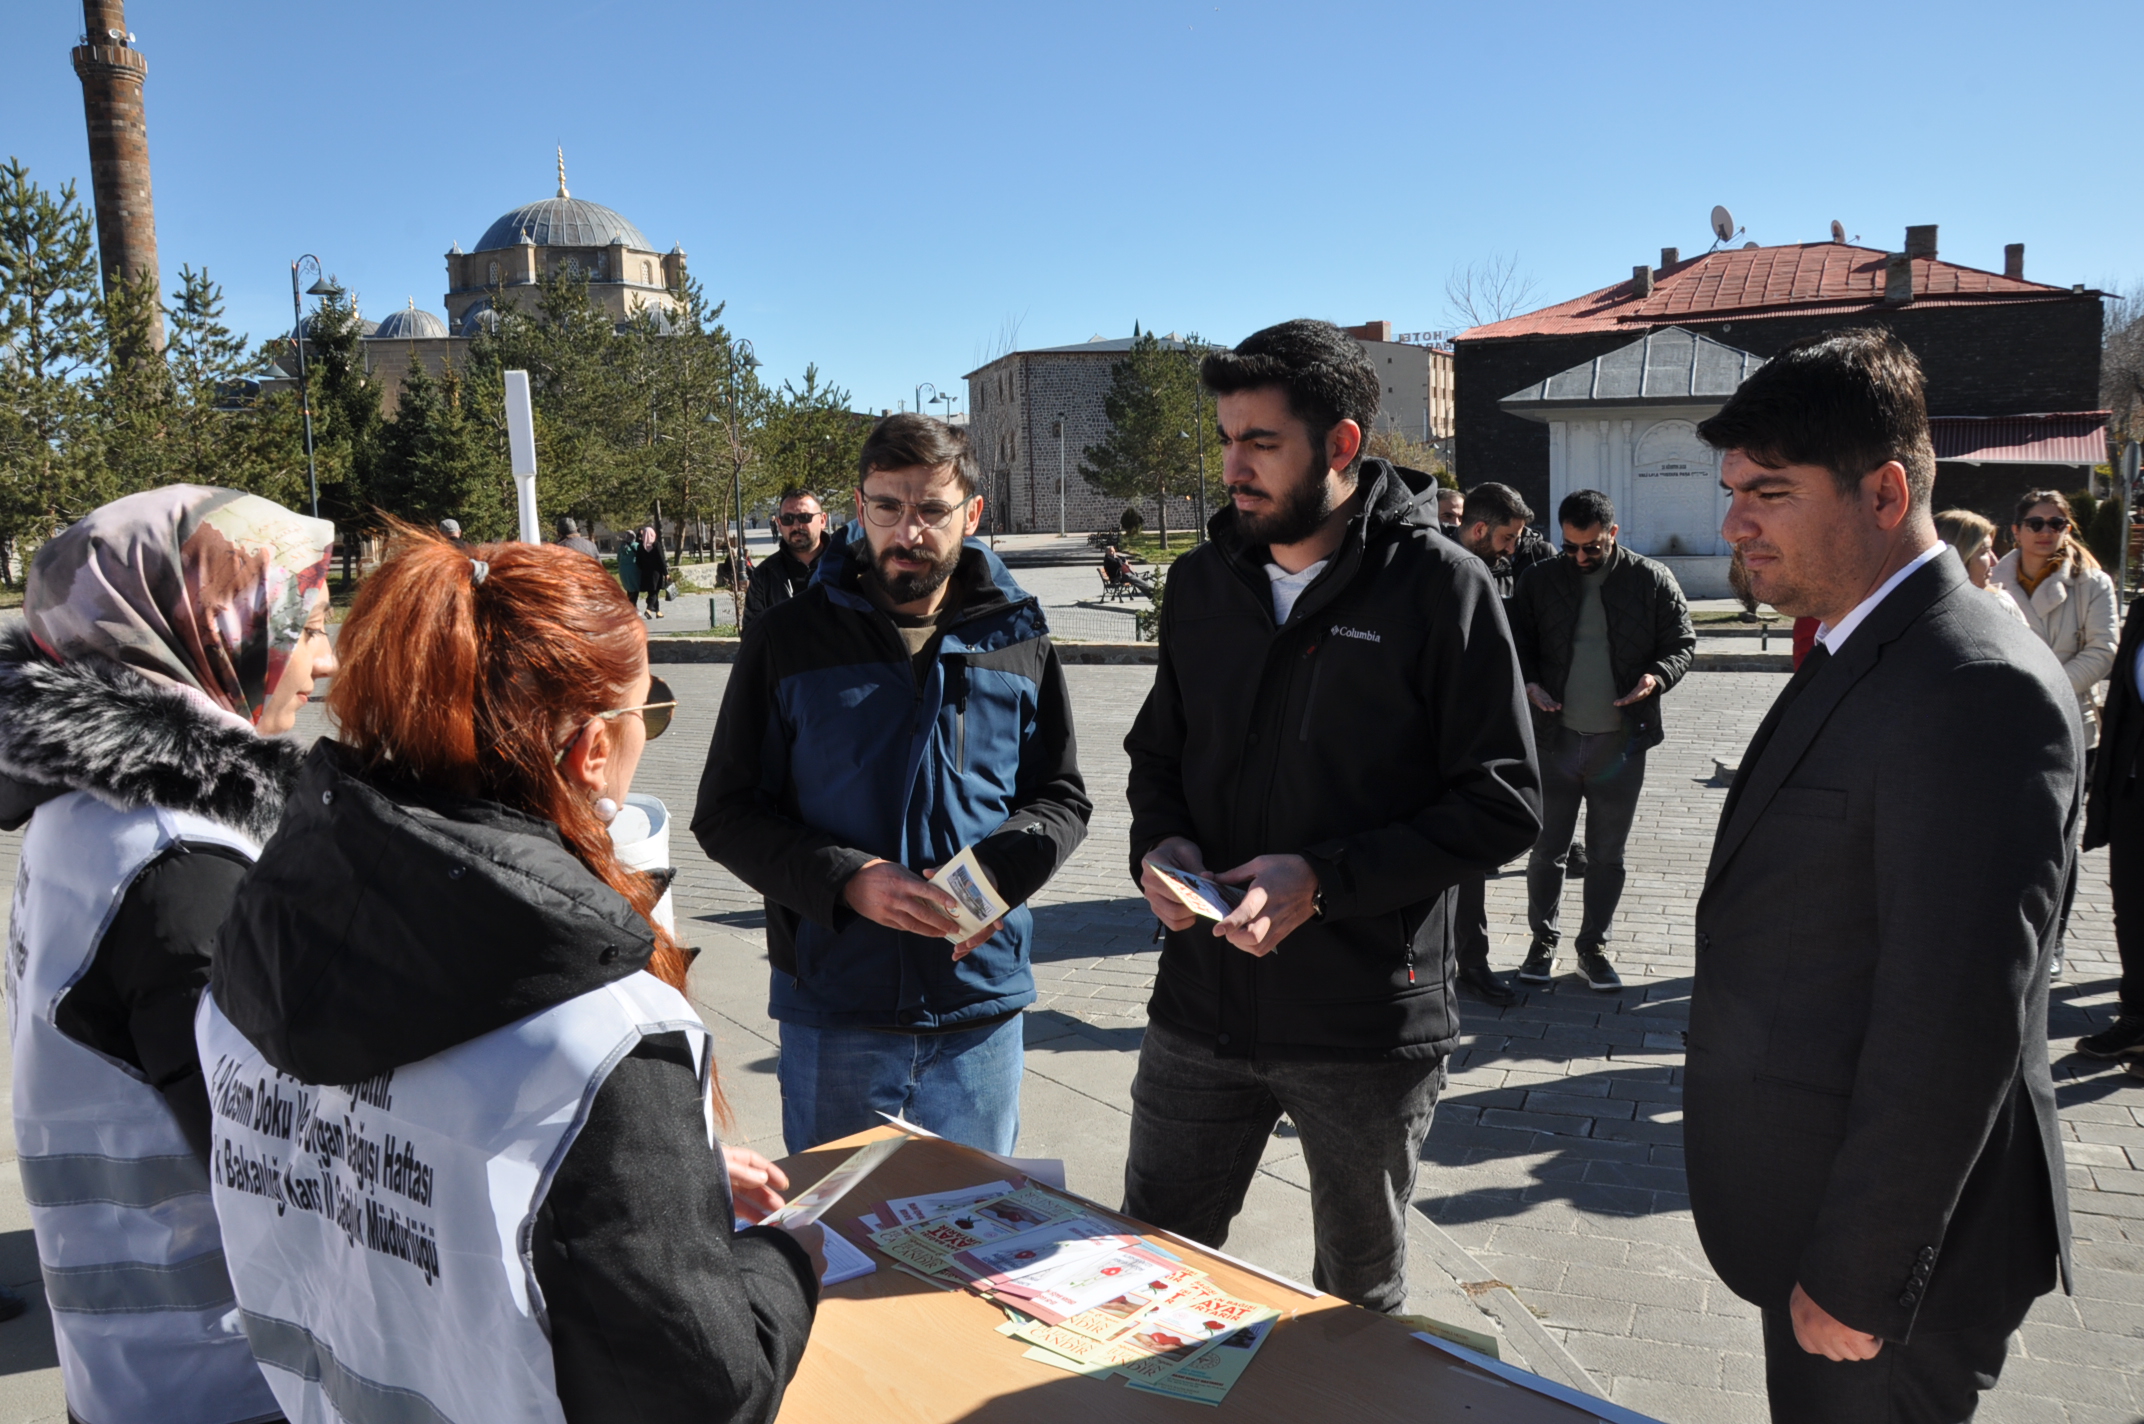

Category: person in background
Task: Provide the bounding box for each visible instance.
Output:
[1445,480,1536,1005]
[439,517,464,544]
[1507,489,1696,992]
[2082,588,2144,1070]
[1935,508,2027,623]
[1101,544,1156,596]
[203,530,818,1423]
[743,489,830,631]
[1125,320,1540,1313]
[0,486,336,1424]
[635,524,669,619]
[1692,325,2073,1424]
[555,515,601,560]
[615,526,643,607]
[1992,490,2118,980]
[1436,486,1464,530]
[694,414,1090,1155]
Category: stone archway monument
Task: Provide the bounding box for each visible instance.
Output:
[1499,326,1764,598]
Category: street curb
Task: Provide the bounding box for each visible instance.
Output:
[650,638,1793,672]
[1406,1207,1606,1398]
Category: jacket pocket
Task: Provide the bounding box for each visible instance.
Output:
[1770,786,1847,819]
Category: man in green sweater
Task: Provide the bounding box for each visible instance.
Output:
[1506,489,1697,991]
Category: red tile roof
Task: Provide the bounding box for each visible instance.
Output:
[1930,412,2111,465]
[1458,243,2080,341]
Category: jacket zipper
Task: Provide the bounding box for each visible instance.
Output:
[1297,642,1326,742]
[1402,912,1415,985]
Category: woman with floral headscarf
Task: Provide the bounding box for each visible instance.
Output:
[0,485,335,1424]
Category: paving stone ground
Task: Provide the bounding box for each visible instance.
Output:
[0,662,2138,1420]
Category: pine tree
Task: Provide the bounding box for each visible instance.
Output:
[1078,330,1207,547]
[0,158,105,570]
[374,352,493,531]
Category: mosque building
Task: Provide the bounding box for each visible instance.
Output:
[302,151,688,410]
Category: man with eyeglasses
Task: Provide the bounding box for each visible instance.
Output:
[743,489,831,632]
[693,413,1091,1155]
[1506,489,1695,991]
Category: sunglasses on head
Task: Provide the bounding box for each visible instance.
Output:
[2020,516,2070,534]
[553,675,677,765]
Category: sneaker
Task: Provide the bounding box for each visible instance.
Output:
[2078,1014,2144,1060]
[2049,951,2064,980]
[1578,949,1623,992]
[1518,940,1556,983]
[1458,961,1517,1007]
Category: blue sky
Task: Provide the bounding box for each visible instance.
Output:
[6,0,2137,416]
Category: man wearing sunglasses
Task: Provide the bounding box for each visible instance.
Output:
[743,489,831,632]
[694,414,1091,1156]
[1506,488,1696,992]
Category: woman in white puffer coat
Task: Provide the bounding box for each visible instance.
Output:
[1991,488,2119,752]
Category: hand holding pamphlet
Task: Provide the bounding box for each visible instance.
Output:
[1147,861,1245,922]
[929,844,1010,944]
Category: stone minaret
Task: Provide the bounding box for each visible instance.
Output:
[72,0,162,348]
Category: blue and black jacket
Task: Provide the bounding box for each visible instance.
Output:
[692,526,1091,1031]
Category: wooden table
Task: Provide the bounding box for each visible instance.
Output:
[773,1128,1660,1423]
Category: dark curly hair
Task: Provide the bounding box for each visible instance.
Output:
[1201,319,1382,476]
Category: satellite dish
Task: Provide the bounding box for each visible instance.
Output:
[1711,206,1736,243]
[1830,219,1846,244]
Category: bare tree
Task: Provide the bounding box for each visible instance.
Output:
[1444,254,1542,330]
[2103,284,2144,442]
[972,310,1027,372]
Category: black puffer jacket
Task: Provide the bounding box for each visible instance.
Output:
[1506,542,1697,752]
[215,741,816,1424]
[1124,462,1541,1061]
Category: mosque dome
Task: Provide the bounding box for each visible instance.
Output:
[369,301,449,339]
[474,197,651,253]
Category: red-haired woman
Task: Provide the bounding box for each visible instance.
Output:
[198,530,818,1423]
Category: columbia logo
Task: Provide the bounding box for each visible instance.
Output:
[1331,626,1381,643]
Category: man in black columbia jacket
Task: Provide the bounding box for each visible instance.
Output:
[1124,320,1541,1313]
[1506,489,1696,992]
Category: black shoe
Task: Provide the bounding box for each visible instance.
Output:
[1458,961,1517,1006]
[2079,1014,2144,1060]
[1518,940,1556,983]
[1566,843,1588,878]
[0,1283,25,1323]
[1578,949,1623,992]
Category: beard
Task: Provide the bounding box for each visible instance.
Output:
[784,526,818,552]
[1230,450,1342,548]
[866,538,962,605]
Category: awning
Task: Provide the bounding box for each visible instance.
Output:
[1930,412,2110,465]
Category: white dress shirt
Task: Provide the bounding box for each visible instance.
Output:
[1815,541,1948,655]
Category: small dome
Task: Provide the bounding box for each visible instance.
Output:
[460,302,500,338]
[369,302,448,340]
[474,197,651,253]
[291,313,378,340]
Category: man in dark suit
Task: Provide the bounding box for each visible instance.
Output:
[2080,594,2144,1067]
[1689,327,2075,1423]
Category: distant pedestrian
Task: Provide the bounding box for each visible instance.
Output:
[1693,327,2074,1424]
[744,489,830,632]
[1436,486,1464,530]
[635,525,669,618]
[1123,320,1540,1313]
[1101,544,1155,596]
[693,413,1090,1154]
[1990,491,2118,752]
[554,515,600,560]
[2082,590,2144,1068]
[0,485,337,1422]
[1934,509,2027,624]
[615,528,643,605]
[1506,489,1696,991]
[1445,480,1537,1006]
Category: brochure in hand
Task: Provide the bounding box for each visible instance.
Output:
[1147,862,1244,921]
[933,844,1010,942]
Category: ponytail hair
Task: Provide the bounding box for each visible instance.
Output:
[327,524,718,1107]
[2012,489,2100,574]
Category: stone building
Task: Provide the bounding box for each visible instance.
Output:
[1455,228,2106,595]
[965,322,1449,536]
[281,152,689,412]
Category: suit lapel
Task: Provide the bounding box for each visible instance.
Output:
[1703,555,1965,889]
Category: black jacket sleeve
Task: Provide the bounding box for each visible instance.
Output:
[692,625,876,929]
[1642,563,1698,695]
[1507,562,1546,689]
[741,560,775,631]
[535,1032,818,1424]
[1122,586,1202,878]
[56,842,252,1166]
[969,642,1091,908]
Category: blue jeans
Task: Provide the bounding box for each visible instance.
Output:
[777,1015,1024,1155]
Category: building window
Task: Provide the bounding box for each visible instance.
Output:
[487,259,500,285]
[642,260,653,284]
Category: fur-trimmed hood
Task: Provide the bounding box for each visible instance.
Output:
[0,623,305,842]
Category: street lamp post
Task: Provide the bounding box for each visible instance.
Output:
[287,255,338,520]
[915,382,939,424]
